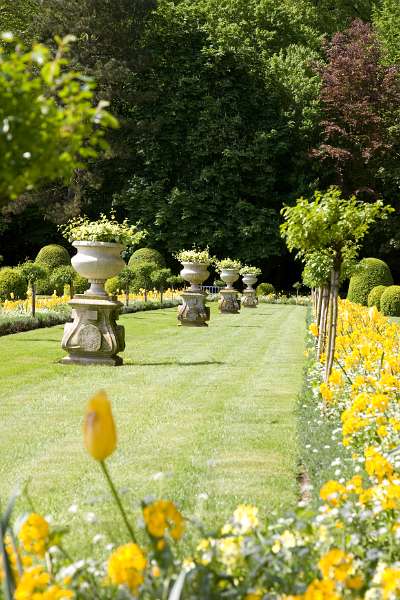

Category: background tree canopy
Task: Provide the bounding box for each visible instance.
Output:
[1,0,400,286]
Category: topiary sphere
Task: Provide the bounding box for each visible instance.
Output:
[0,267,27,300]
[35,244,71,270]
[347,258,393,306]
[367,285,387,310]
[256,282,275,296]
[380,286,400,317]
[128,248,165,268]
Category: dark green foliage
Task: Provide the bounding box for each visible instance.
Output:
[256,283,276,296]
[367,285,387,310]
[128,248,165,268]
[373,0,400,65]
[0,0,39,43]
[35,244,70,270]
[380,285,400,317]
[0,268,27,300]
[347,258,393,305]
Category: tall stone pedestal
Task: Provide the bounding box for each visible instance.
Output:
[242,289,258,308]
[178,291,210,327]
[61,294,125,366]
[219,289,240,314]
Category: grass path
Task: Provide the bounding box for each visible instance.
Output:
[0,303,306,550]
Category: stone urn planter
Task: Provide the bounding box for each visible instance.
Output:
[219,268,240,314]
[241,273,258,308]
[178,262,210,326]
[62,241,126,366]
[71,241,125,296]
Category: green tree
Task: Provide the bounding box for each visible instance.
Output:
[117,266,136,307]
[281,187,391,379]
[50,265,76,298]
[130,262,157,302]
[0,35,117,206]
[373,0,400,65]
[19,261,47,316]
[151,268,172,303]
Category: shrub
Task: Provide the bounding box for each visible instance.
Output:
[105,276,120,296]
[128,247,165,267]
[73,274,90,294]
[0,267,27,300]
[256,282,275,296]
[380,285,400,316]
[347,257,393,305]
[35,244,71,270]
[367,285,387,310]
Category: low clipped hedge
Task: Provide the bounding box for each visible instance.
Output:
[380,285,400,317]
[347,258,393,306]
[367,285,387,310]
[256,282,275,296]
[0,300,180,337]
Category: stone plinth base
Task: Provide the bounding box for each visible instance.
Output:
[61,294,125,366]
[219,289,240,313]
[178,291,210,326]
[242,289,258,308]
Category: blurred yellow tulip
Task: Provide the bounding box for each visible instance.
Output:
[84,390,117,461]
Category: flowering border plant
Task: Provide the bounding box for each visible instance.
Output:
[174,247,213,265]
[239,266,261,276]
[59,213,146,247]
[215,258,242,272]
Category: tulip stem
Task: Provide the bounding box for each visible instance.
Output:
[100,460,137,543]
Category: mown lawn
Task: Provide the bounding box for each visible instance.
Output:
[0,302,306,552]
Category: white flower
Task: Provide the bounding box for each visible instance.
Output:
[85,512,97,524]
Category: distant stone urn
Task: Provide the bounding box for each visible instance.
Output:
[178,262,210,326]
[180,262,210,292]
[241,273,258,308]
[220,268,240,290]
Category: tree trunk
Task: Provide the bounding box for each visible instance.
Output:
[316,286,323,329]
[317,284,330,360]
[144,289,147,302]
[70,282,74,299]
[325,268,340,382]
[125,291,129,307]
[31,283,36,318]
[160,289,164,304]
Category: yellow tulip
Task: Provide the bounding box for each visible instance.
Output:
[84,390,117,460]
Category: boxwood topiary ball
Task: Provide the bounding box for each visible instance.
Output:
[256,282,275,296]
[35,244,71,270]
[367,285,387,310]
[347,258,393,306]
[380,286,400,317]
[128,248,165,268]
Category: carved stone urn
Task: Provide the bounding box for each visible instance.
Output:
[219,268,240,314]
[178,262,210,326]
[241,273,258,308]
[61,241,126,365]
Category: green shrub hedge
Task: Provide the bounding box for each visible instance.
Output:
[128,247,165,268]
[347,258,393,306]
[105,276,119,296]
[35,244,71,294]
[256,282,275,296]
[380,285,400,317]
[367,285,387,310]
[0,267,27,300]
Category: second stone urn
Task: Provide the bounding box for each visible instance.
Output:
[178,262,210,326]
[219,268,240,314]
[241,273,258,308]
[61,241,126,365]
